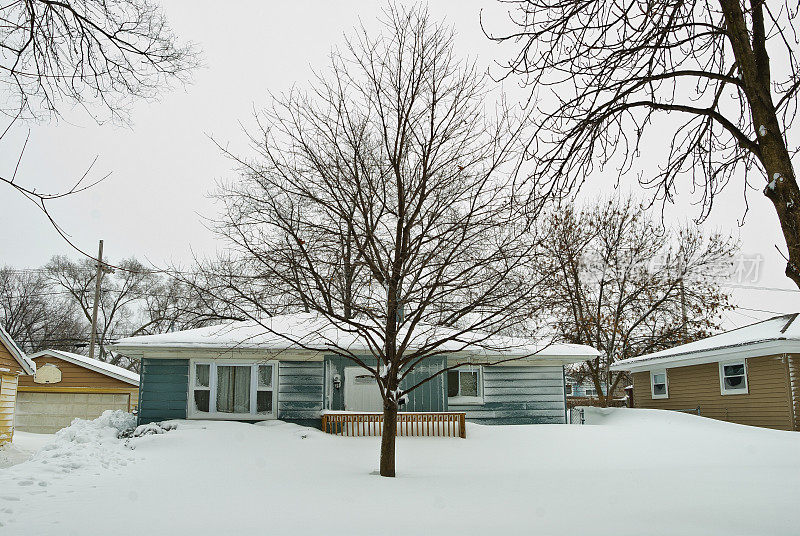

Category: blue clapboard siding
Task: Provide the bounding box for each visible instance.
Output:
[449,365,567,424]
[400,358,445,412]
[138,358,189,425]
[323,354,445,412]
[278,361,324,427]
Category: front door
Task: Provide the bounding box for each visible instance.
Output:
[343,367,383,411]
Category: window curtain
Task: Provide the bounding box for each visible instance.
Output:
[217,365,251,413]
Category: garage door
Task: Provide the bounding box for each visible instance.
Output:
[15,392,131,434]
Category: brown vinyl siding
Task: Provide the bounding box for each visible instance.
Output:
[632,355,795,431]
[0,342,23,375]
[18,355,135,389]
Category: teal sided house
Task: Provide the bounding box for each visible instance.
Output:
[112,313,599,427]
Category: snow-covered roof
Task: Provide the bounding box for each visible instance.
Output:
[611,313,800,372]
[29,349,139,386]
[0,325,35,375]
[112,312,599,362]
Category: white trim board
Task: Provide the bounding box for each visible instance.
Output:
[0,325,35,375]
[115,347,591,366]
[110,346,326,362]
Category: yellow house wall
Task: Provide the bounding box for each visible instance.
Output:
[0,373,19,445]
[632,354,795,430]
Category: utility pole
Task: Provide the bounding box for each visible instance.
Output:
[679,278,688,341]
[679,250,688,342]
[89,240,104,360]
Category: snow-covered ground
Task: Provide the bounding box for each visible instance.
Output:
[1,408,798,535]
[0,432,54,469]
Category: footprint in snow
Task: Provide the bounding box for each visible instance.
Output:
[17,481,33,487]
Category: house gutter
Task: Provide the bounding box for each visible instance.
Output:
[611,339,800,373]
[785,353,798,431]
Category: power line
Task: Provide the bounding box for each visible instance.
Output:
[721,283,800,293]
[734,305,787,315]
[728,309,761,321]
[8,266,800,291]
[2,266,273,280]
[7,288,212,299]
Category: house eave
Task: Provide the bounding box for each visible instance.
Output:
[611,339,800,373]
[111,345,327,362]
[0,326,35,375]
[113,343,597,366]
[28,350,139,386]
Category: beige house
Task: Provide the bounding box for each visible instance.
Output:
[0,326,35,445]
[611,314,800,431]
[16,350,139,434]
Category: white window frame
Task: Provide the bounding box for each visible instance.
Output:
[584,387,598,397]
[650,369,669,399]
[719,360,748,395]
[188,360,278,420]
[447,366,484,405]
[564,383,573,396]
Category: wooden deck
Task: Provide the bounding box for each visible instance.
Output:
[321,411,467,438]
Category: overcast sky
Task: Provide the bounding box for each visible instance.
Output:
[1,0,797,329]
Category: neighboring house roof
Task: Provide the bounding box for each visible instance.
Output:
[0,325,35,375]
[28,349,139,386]
[611,313,800,372]
[112,312,600,362]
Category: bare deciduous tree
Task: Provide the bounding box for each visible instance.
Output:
[215,6,546,477]
[542,196,735,406]
[46,255,156,366]
[1,0,197,121]
[0,266,85,352]
[1,256,239,367]
[1,0,198,257]
[490,1,800,287]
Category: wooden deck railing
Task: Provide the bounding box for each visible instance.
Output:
[321,412,466,438]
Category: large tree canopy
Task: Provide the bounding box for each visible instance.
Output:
[214,6,544,477]
[1,0,197,122]
[490,0,800,287]
[540,196,735,406]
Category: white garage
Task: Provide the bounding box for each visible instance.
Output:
[16,350,139,434]
[15,391,134,434]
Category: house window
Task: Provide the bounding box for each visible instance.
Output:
[216,365,251,413]
[585,387,597,397]
[256,364,274,414]
[565,383,573,395]
[720,360,748,395]
[190,361,277,419]
[651,370,668,399]
[194,363,210,412]
[447,366,483,404]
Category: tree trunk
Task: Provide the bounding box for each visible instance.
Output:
[761,160,800,289]
[719,0,800,289]
[379,402,398,477]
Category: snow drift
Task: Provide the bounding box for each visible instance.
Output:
[1,408,798,535]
